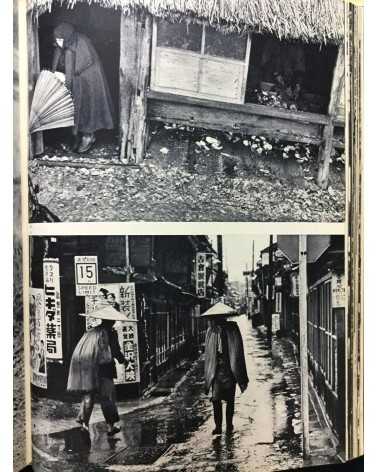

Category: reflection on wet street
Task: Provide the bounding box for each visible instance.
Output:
[32,315,304,472]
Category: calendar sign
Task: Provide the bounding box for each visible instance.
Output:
[75,256,99,296]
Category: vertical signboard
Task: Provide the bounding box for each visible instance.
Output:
[196,253,206,298]
[115,321,140,384]
[332,273,346,308]
[30,288,47,388]
[43,258,62,360]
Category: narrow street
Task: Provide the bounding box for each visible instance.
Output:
[32,316,336,472]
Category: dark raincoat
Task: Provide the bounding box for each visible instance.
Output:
[204,321,249,396]
[52,23,114,135]
[67,324,124,393]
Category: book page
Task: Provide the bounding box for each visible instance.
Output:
[17,0,363,471]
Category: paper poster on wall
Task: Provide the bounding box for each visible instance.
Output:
[30,288,47,389]
[43,258,63,360]
[83,283,140,384]
[84,283,137,324]
[75,256,99,296]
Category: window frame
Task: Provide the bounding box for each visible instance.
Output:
[151,19,252,104]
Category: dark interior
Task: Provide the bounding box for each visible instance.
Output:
[37,3,121,146]
[245,33,339,114]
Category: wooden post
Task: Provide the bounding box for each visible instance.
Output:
[317,44,345,189]
[299,235,310,458]
[267,235,274,347]
[27,11,44,157]
[119,12,152,164]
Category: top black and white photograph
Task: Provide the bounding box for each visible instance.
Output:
[27,0,346,223]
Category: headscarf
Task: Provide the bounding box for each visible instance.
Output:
[53,22,76,47]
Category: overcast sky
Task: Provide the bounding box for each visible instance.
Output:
[208,235,274,283]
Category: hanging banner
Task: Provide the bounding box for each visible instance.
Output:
[75,256,99,296]
[332,274,346,308]
[43,258,63,360]
[29,288,47,389]
[196,253,206,298]
[84,283,139,384]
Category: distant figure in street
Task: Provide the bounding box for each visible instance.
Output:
[202,302,249,435]
[67,306,125,436]
[51,22,114,153]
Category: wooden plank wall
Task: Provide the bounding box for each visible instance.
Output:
[119,12,152,163]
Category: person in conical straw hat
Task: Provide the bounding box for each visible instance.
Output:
[67,304,126,436]
[202,302,249,435]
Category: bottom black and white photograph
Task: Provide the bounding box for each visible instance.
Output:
[28,233,349,472]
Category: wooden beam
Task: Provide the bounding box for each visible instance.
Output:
[148,92,326,146]
[27,11,44,156]
[317,44,345,189]
[119,12,152,164]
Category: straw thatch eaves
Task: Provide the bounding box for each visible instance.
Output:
[28,0,345,44]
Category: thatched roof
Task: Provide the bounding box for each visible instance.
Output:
[28,0,345,44]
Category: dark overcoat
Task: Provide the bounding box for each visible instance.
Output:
[52,23,114,135]
[204,321,249,395]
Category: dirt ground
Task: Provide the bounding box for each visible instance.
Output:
[30,126,345,223]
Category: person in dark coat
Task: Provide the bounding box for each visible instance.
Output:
[51,22,114,153]
[202,302,249,435]
[67,307,125,436]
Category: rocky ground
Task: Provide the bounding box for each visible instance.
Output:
[29,127,345,223]
[31,316,338,472]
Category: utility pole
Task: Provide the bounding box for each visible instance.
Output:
[267,235,274,346]
[125,235,131,282]
[217,235,224,296]
[299,235,310,458]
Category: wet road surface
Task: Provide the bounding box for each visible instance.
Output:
[32,316,318,471]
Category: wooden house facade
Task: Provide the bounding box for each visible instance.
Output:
[28,0,345,188]
[29,235,216,398]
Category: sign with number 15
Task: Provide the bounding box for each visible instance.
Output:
[75,256,99,296]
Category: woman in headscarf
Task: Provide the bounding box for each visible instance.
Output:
[67,306,125,436]
[203,302,249,435]
[51,22,114,153]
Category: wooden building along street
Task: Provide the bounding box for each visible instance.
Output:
[29,235,222,398]
[28,0,346,188]
[251,236,348,459]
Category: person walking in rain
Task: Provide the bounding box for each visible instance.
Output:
[67,304,125,436]
[202,302,249,435]
[51,22,114,153]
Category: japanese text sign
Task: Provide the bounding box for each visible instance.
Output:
[43,258,62,360]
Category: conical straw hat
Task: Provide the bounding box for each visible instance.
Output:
[79,304,128,321]
[200,302,236,318]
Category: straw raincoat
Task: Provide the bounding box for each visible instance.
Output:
[67,324,123,393]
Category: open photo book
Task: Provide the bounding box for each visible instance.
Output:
[14,0,363,471]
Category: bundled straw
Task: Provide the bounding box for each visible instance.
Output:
[29,70,75,134]
[28,0,345,44]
